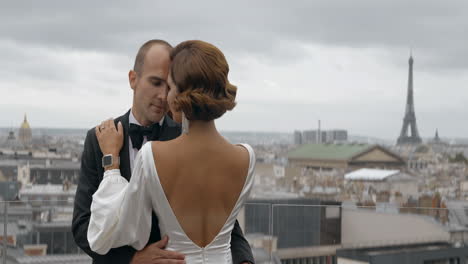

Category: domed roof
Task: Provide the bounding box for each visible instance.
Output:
[20,114,31,129]
[19,114,32,148]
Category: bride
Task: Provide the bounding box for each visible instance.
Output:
[87,40,256,264]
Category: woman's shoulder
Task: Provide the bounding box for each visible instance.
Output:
[235,143,254,157]
[226,143,254,173]
[149,139,181,166]
[150,138,181,153]
[235,143,253,154]
[143,140,172,155]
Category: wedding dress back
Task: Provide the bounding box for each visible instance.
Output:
[146,143,255,263]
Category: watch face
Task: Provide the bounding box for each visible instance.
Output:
[102,155,113,167]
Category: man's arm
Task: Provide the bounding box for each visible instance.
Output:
[72,129,137,263]
[230,220,254,264]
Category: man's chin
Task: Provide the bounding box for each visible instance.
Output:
[149,113,166,123]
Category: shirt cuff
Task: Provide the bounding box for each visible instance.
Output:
[103,169,121,178]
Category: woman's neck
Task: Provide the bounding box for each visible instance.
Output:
[183,120,221,141]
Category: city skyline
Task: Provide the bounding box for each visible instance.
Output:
[1,0,468,139]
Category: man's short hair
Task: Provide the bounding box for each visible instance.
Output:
[133,39,172,75]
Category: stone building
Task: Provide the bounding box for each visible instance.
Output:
[288,144,406,172]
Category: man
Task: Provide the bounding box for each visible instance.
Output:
[72,39,255,264]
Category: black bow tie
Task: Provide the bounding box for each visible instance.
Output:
[129,123,161,150]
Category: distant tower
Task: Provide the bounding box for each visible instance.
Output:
[397,53,422,145]
[294,130,303,145]
[434,129,441,143]
[18,113,32,148]
[317,120,321,144]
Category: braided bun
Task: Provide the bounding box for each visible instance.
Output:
[170,40,237,121]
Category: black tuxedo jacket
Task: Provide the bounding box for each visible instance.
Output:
[72,110,254,264]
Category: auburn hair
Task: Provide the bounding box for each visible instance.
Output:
[170,40,236,121]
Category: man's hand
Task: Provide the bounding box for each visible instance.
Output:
[130,236,185,264]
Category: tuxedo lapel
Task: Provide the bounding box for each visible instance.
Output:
[115,110,132,181]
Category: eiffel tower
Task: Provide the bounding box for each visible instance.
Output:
[397,54,422,145]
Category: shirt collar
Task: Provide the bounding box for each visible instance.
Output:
[129,108,165,126]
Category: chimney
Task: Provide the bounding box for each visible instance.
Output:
[318,120,321,144]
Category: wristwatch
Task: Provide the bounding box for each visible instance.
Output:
[102,154,120,168]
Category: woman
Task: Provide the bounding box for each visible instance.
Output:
[87,40,255,264]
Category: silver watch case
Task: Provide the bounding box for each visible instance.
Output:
[102,154,119,168]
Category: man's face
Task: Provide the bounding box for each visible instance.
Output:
[129,45,171,126]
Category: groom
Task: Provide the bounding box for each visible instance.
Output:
[72,39,255,264]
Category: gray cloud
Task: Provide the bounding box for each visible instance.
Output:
[1,0,467,138]
[2,0,468,69]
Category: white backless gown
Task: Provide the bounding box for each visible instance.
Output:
[87,142,255,264]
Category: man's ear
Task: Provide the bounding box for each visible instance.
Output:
[129,70,137,91]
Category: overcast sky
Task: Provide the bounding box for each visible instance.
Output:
[1,0,467,139]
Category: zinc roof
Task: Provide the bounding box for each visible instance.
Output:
[288,143,371,161]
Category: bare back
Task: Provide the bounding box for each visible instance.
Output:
[151,137,250,248]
